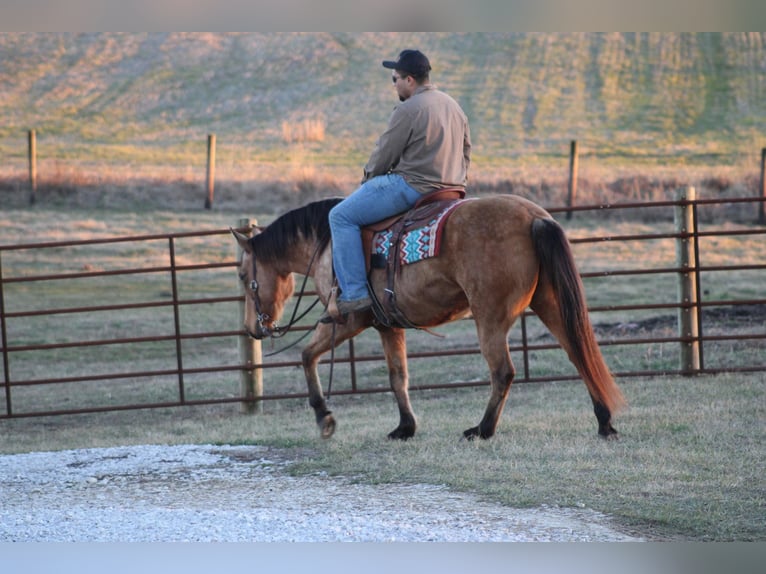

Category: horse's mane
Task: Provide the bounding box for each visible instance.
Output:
[250,197,343,262]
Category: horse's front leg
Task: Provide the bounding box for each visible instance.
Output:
[377,326,416,440]
[301,319,366,439]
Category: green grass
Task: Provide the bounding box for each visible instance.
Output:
[1,373,763,541]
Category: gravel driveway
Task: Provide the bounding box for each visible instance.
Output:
[0,444,643,542]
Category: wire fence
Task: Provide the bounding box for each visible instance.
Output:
[1,194,764,419]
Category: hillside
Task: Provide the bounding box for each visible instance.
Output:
[1,32,765,204]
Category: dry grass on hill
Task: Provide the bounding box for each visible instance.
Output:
[1,159,761,223]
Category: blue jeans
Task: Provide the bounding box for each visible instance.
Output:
[329,174,422,302]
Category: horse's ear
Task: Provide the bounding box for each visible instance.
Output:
[230,228,252,253]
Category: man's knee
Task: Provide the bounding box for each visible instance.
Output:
[329,193,363,228]
[328,202,345,228]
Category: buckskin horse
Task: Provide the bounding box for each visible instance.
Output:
[231,194,625,441]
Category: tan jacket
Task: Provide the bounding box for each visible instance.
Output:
[363,85,471,194]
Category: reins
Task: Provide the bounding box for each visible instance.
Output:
[245,231,340,400]
[249,235,330,357]
[265,271,319,337]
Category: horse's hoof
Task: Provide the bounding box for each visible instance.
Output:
[462,425,496,441]
[387,426,415,441]
[598,424,619,440]
[319,414,336,439]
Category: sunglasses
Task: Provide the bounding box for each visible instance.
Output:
[392,74,407,84]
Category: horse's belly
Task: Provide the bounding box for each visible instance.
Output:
[369,262,470,327]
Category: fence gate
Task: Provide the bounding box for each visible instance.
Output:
[2,197,765,419]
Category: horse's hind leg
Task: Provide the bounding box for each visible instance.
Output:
[464,317,517,440]
[377,326,416,440]
[530,285,620,439]
[592,398,618,439]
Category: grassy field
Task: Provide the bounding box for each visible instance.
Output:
[1,32,765,214]
[2,33,765,167]
[1,203,764,541]
[1,373,763,541]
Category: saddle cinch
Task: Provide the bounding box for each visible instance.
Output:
[359,188,467,329]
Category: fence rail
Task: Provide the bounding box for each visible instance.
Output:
[1,195,764,419]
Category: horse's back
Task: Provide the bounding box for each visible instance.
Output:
[443,194,552,250]
[458,194,551,223]
[371,194,550,326]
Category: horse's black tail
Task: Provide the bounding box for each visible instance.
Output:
[530,218,626,417]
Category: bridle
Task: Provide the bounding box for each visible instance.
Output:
[242,258,275,337]
[240,233,338,399]
[242,237,326,343]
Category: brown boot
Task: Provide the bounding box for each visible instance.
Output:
[319,296,372,323]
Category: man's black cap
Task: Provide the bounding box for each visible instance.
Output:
[382,49,431,76]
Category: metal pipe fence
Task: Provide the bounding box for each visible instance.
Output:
[1,195,764,419]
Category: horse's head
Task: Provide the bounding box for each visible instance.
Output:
[231,227,295,339]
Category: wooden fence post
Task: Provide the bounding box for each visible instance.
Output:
[759,147,765,225]
[674,186,700,375]
[566,140,578,220]
[236,218,263,414]
[204,134,216,209]
[28,130,37,205]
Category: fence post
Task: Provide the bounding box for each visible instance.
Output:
[520,312,530,382]
[0,252,13,416]
[566,140,578,220]
[674,186,700,375]
[348,338,358,393]
[236,218,263,414]
[168,237,186,404]
[28,130,37,205]
[204,134,216,210]
[759,147,765,225]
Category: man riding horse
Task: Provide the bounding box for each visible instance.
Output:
[232,51,624,442]
[322,49,472,322]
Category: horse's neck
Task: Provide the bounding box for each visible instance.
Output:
[282,241,325,278]
[309,244,335,300]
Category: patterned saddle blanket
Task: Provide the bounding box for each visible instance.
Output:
[359,189,470,329]
[361,189,470,271]
[371,200,466,266]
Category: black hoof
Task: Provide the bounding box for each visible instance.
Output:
[462,425,495,441]
[598,424,619,440]
[462,426,480,441]
[387,426,415,441]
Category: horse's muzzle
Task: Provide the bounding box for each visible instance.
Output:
[245,324,270,340]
